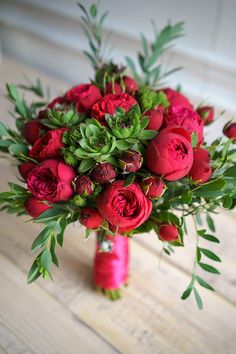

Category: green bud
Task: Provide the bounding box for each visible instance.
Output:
[73,195,87,207]
[62,146,78,167]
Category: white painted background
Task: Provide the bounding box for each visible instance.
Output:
[0,0,236,114]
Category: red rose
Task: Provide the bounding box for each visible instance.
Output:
[161,88,192,109]
[145,106,164,131]
[197,106,214,125]
[23,120,46,145]
[193,147,210,163]
[141,176,166,199]
[79,207,104,229]
[122,76,138,94]
[146,126,194,181]
[189,160,212,184]
[96,180,152,232]
[64,84,102,113]
[163,106,204,144]
[47,96,66,109]
[29,128,67,161]
[91,163,117,184]
[119,150,143,172]
[91,93,137,123]
[105,82,122,95]
[158,224,179,242]
[18,161,36,180]
[27,159,76,202]
[224,123,236,141]
[25,196,51,218]
[74,175,94,196]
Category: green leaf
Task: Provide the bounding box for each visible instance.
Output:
[182,190,192,204]
[206,214,216,232]
[193,288,203,310]
[224,165,236,177]
[90,4,97,17]
[57,218,67,247]
[0,122,10,137]
[181,286,193,300]
[31,228,51,252]
[191,132,198,148]
[79,159,96,173]
[27,260,40,284]
[50,236,59,267]
[124,173,135,187]
[195,275,215,291]
[40,249,52,273]
[34,208,63,223]
[85,228,91,239]
[199,248,221,262]
[137,130,157,140]
[198,233,220,243]
[198,262,220,274]
[9,143,29,156]
[116,140,132,150]
[196,247,201,262]
[222,195,233,209]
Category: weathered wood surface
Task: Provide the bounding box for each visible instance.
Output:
[0,57,236,354]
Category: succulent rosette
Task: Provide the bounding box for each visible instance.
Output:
[0,2,236,309]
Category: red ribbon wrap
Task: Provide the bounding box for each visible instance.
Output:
[94,234,129,290]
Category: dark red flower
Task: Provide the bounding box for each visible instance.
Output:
[74,175,94,196]
[161,88,192,109]
[141,176,166,199]
[24,196,51,218]
[193,147,210,163]
[23,120,47,145]
[91,163,117,184]
[105,82,122,95]
[119,150,143,172]
[197,106,214,125]
[122,76,138,94]
[18,161,36,180]
[189,160,212,184]
[64,84,102,113]
[145,106,164,131]
[224,123,236,141]
[158,224,179,242]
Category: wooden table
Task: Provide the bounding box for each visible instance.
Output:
[0,57,236,354]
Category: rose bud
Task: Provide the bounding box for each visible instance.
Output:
[23,120,46,145]
[160,88,193,109]
[119,150,143,172]
[91,163,116,184]
[79,207,104,229]
[105,82,122,95]
[122,76,138,94]
[163,106,204,145]
[145,106,164,131]
[224,123,236,141]
[197,106,214,125]
[29,128,67,161]
[189,160,212,184]
[193,147,210,163]
[27,159,76,202]
[158,224,179,242]
[24,196,51,218]
[141,176,166,199]
[18,161,36,180]
[74,175,94,196]
[146,126,193,181]
[64,84,102,113]
[96,180,152,232]
[91,93,137,124]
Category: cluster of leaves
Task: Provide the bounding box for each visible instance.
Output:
[0,183,29,216]
[41,107,85,129]
[125,21,184,87]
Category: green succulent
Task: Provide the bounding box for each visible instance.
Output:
[42,107,85,129]
[105,104,157,149]
[62,146,78,167]
[62,126,82,146]
[137,85,169,112]
[74,119,116,162]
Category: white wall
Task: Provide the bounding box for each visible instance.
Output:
[0,0,236,114]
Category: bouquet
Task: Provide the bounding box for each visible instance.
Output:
[1,3,236,309]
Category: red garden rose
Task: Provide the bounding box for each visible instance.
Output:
[27,159,76,202]
[91,93,137,123]
[79,207,104,229]
[161,88,193,109]
[38,96,66,119]
[197,106,214,125]
[64,84,102,113]
[189,160,212,184]
[224,123,236,141]
[18,161,36,180]
[24,196,51,218]
[74,175,94,196]
[158,224,179,242]
[163,105,204,144]
[193,147,210,163]
[29,128,67,161]
[119,150,143,172]
[141,176,166,199]
[91,163,117,184]
[96,180,152,232]
[146,126,194,181]
[145,106,164,131]
[122,76,138,94]
[23,120,46,145]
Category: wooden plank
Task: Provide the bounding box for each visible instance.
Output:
[0,253,119,354]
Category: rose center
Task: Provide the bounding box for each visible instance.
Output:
[168,138,188,160]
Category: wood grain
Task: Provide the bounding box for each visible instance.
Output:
[0,56,236,354]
